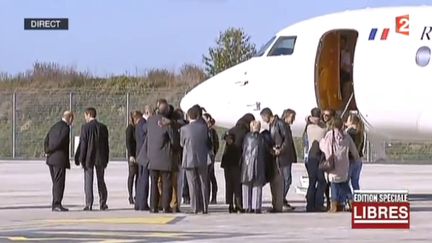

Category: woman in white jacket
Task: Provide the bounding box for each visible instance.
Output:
[319,116,360,212]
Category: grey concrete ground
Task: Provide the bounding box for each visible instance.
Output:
[0,160,431,242]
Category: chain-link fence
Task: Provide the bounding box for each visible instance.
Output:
[2,90,432,162]
[0,90,186,160]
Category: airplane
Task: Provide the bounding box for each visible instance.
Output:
[180,6,432,141]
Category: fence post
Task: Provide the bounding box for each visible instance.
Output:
[69,92,73,159]
[12,92,16,159]
[126,92,129,160]
[366,134,371,163]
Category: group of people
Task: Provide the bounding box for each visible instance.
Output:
[44,99,364,214]
[126,100,219,214]
[125,104,298,214]
[304,108,364,212]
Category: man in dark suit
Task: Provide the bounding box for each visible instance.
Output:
[44,111,74,212]
[75,107,110,211]
[134,110,150,211]
[146,99,177,213]
[180,106,211,214]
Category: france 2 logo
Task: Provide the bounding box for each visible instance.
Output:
[396,15,409,36]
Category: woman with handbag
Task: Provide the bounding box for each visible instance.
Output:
[319,116,360,213]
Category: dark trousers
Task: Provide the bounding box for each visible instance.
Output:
[84,165,108,208]
[270,166,284,212]
[207,163,218,201]
[305,157,326,211]
[135,164,149,210]
[150,170,172,211]
[49,165,66,208]
[128,162,138,199]
[186,166,209,213]
[223,166,242,208]
[325,179,331,208]
[182,170,190,201]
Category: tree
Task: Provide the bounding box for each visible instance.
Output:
[203,27,256,77]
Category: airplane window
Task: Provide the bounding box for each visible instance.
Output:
[267,36,297,56]
[255,36,276,57]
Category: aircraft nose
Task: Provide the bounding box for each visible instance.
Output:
[180,76,217,113]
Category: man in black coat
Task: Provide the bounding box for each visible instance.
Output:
[44,111,74,212]
[260,108,285,213]
[145,99,177,213]
[75,107,110,211]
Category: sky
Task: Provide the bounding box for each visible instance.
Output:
[0,0,431,76]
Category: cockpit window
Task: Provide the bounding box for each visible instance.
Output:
[267,36,297,56]
[255,36,276,57]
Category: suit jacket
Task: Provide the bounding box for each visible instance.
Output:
[44,120,70,169]
[269,116,296,166]
[135,118,147,158]
[180,120,209,169]
[76,119,109,169]
[126,124,136,158]
[146,114,177,171]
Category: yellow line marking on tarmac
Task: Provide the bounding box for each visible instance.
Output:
[7,237,28,241]
[41,216,176,225]
[37,230,188,239]
[94,240,141,243]
[4,236,136,242]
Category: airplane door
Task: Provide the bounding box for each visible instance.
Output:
[315,31,342,111]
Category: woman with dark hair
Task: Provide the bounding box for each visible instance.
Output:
[345,113,365,191]
[221,113,255,213]
[203,113,219,204]
[125,112,138,204]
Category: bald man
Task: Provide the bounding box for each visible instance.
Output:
[44,111,74,212]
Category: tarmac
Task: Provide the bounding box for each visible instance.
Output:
[0,160,431,242]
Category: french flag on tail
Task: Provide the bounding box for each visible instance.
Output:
[369,28,390,40]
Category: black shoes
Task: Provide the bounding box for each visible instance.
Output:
[83,205,107,211]
[83,206,92,211]
[52,205,68,212]
[235,207,245,213]
[267,208,282,213]
[306,206,327,212]
[129,197,135,205]
[228,205,245,214]
[162,208,172,214]
[228,205,234,213]
[283,200,296,210]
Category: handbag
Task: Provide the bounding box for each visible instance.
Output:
[319,130,336,172]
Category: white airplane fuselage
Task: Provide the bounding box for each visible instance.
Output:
[181,6,432,141]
